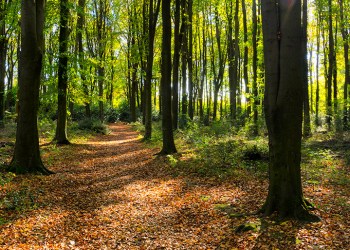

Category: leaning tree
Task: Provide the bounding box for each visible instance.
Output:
[261,0,318,220]
[8,0,52,174]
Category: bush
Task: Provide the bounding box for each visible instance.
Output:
[78,118,110,134]
[105,107,119,123]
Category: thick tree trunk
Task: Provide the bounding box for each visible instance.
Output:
[261,0,318,220]
[55,0,70,144]
[9,0,53,174]
[159,0,176,155]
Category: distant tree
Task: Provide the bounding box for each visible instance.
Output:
[55,0,70,144]
[9,0,53,174]
[0,0,11,128]
[144,0,161,140]
[159,0,176,155]
[302,0,311,136]
[261,0,318,220]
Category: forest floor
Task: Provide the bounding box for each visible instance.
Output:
[0,123,349,249]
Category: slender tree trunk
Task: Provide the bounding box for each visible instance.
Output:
[172,0,181,129]
[144,0,161,139]
[339,0,349,130]
[77,0,90,117]
[315,15,320,127]
[326,0,334,130]
[181,0,187,117]
[252,0,259,135]
[55,0,70,144]
[261,0,318,220]
[188,0,194,120]
[302,0,311,136]
[9,0,53,174]
[242,0,249,118]
[159,0,176,155]
[0,2,6,128]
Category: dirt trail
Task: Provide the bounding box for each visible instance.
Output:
[0,123,231,249]
[1,123,349,249]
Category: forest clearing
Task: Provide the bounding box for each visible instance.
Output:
[1,122,349,249]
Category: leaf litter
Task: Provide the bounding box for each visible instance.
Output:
[0,123,349,249]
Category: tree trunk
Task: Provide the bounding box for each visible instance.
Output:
[302,0,311,137]
[172,0,181,129]
[144,0,161,139]
[252,0,259,135]
[55,0,70,144]
[181,0,187,117]
[339,0,349,130]
[0,2,6,128]
[9,0,53,175]
[326,0,334,130]
[261,0,318,220]
[188,0,194,120]
[159,0,176,155]
[77,0,90,118]
[242,0,249,118]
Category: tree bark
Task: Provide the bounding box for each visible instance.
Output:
[159,0,176,155]
[252,0,259,135]
[77,0,90,118]
[9,0,53,174]
[302,0,311,136]
[172,0,181,129]
[326,0,334,130]
[144,0,161,139]
[188,0,194,120]
[261,0,318,220]
[339,0,349,130]
[55,0,70,144]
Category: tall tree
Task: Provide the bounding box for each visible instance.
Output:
[339,0,349,130]
[144,0,161,139]
[0,0,11,128]
[302,0,311,136]
[76,0,91,117]
[172,0,181,129]
[188,0,194,120]
[261,0,318,220]
[55,0,70,144]
[252,0,259,135]
[326,0,334,130]
[9,0,52,174]
[159,0,176,155]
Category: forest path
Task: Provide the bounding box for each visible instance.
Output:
[1,123,349,249]
[0,123,233,249]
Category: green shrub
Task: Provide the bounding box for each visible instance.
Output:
[78,118,110,134]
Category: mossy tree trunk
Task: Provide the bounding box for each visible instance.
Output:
[9,0,53,175]
[261,0,318,221]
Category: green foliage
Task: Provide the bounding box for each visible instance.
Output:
[0,172,15,187]
[77,118,110,135]
[104,107,118,123]
[1,186,39,212]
